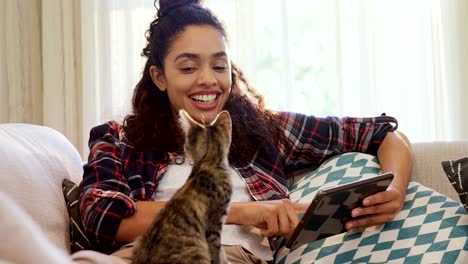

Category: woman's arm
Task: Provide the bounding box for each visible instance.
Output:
[378,131,413,193]
[345,131,414,231]
[115,201,165,242]
[115,199,309,242]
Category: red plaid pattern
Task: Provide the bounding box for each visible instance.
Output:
[79,112,397,252]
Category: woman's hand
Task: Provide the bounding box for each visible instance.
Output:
[344,130,413,232]
[227,199,308,238]
[345,184,406,232]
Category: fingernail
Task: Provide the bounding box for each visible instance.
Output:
[363,199,370,206]
[352,210,360,217]
[346,223,353,229]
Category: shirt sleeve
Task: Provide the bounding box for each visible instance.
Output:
[79,122,137,253]
[278,112,398,175]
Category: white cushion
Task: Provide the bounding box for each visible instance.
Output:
[0,123,83,252]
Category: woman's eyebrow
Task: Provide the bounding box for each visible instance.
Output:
[174,53,198,62]
[213,51,227,58]
[174,51,227,62]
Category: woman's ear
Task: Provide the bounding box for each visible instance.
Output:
[149,65,167,91]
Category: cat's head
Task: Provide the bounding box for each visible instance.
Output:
[178,110,232,164]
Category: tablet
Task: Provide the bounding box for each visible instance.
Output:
[286,172,394,248]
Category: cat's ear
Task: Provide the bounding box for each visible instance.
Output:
[210,111,232,131]
[179,109,205,135]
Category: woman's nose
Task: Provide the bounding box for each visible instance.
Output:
[197,67,217,87]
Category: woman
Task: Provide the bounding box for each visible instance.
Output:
[79,0,413,263]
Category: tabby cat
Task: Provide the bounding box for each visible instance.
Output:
[132,110,233,264]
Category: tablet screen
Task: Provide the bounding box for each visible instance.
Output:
[286,172,394,248]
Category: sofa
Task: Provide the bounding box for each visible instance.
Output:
[0,123,466,263]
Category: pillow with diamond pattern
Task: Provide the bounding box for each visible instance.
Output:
[274,152,468,264]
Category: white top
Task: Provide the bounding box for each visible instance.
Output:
[155,157,273,260]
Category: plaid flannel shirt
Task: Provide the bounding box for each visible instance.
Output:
[79,112,397,252]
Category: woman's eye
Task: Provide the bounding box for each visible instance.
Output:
[181,67,196,73]
[213,66,227,71]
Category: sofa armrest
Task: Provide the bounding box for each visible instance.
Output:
[0,123,84,253]
[411,141,468,201]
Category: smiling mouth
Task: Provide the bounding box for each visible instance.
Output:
[189,94,218,104]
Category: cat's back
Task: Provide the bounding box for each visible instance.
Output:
[132,186,212,263]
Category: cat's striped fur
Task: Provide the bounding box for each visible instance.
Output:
[132,110,232,264]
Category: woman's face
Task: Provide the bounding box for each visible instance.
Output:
[151,25,232,124]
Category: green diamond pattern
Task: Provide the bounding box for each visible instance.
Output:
[324,168,346,183]
[406,185,418,195]
[456,207,467,214]
[440,216,461,229]
[407,206,427,217]
[427,241,449,252]
[352,255,371,263]
[334,249,357,263]
[403,254,423,264]
[423,211,444,223]
[336,154,357,166]
[351,158,368,168]
[397,226,421,240]
[316,166,332,177]
[414,232,437,245]
[301,239,325,255]
[358,234,380,247]
[441,201,461,208]
[441,250,461,263]
[384,219,405,230]
[300,187,318,198]
[414,190,432,199]
[372,241,394,251]
[448,225,468,238]
[402,199,415,210]
[316,244,343,260]
[388,248,411,260]
[301,181,311,190]
[428,195,446,204]
[360,166,380,174]
[343,231,363,242]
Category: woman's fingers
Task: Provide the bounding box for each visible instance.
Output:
[346,213,396,231]
[261,204,279,237]
[280,199,302,237]
[259,199,304,237]
[346,187,405,231]
[353,188,404,217]
[277,200,292,237]
[351,199,401,218]
[292,202,309,213]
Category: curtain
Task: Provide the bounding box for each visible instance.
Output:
[0,0,43,125]
[207,0,468,142]
[0,0,83,153]
[80,0,154,158]
[335,0,468,142]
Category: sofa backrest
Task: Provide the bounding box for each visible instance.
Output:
[0,123,83,253]
[412,141,468,201]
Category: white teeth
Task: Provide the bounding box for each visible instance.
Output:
[190,94,217,103]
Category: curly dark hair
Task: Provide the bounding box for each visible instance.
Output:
[123,0,283,163]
